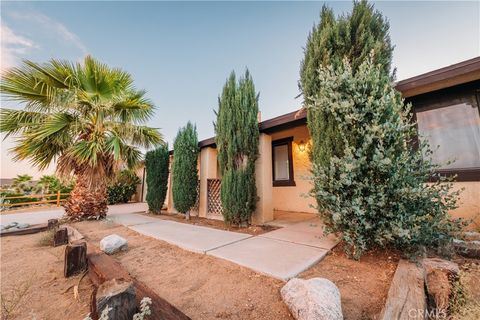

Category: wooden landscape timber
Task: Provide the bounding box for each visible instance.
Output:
[86,244,191,320]
[380,259,427,320]
[0,223,48,237]
[64,241,88,277]
[53,227,69,246]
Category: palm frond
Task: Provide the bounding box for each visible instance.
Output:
[0,109,47,138]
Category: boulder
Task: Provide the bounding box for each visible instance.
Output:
[281,278,343,320]
[100,234,128,255]
[423,258,459,316]
[95,279,136,320]
[16,223,30,229]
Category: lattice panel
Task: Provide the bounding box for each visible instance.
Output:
[191,180,200,212]
[207,179,222,215]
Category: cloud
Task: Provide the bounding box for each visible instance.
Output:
[9,11,88,55]
[0,23,36,72]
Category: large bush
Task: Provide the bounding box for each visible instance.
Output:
[107,170,141,205]
[307,56,462,258]
[300,1,393,168]
[215,70,259,225]
[145,144,170,214]
[171,122,199,219]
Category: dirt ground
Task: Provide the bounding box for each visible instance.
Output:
[300,243,400,320]
[0,232,93,320]
[1,220,399,320]
[142,211,278,235]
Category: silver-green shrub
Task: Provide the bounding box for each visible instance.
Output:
[307,54,463,259]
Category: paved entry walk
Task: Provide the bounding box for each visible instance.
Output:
[1,203,338,281]
[111,211,338,280]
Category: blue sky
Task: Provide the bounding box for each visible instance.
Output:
[1,1,479,179]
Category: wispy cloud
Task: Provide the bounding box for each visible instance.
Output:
[0,23,36,72]
[9,11,87,55]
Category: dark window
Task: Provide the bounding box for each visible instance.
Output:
[411,82,480,181]
[272,137,295,186]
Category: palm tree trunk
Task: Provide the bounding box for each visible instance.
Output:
[63,168,108,221]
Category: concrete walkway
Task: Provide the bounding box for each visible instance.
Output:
[1,203,338,280]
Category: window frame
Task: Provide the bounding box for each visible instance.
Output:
[410,82,480,182]
[272,137,296,187]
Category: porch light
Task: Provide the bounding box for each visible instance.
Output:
[298,140,306,152]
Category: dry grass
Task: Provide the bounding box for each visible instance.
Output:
[451,263,480,320]
[36,228,56,246]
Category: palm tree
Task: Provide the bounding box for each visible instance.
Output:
[12,174,34,194]
[0,56,162,220]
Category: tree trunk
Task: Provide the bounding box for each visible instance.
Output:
[185,211,190,220]
[64,169,108,221]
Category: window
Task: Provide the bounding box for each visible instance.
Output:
[272,137,295,186]
[416,103,480,170]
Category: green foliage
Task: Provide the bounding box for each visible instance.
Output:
[306,56,463,258]
[172,122,199,214]
[300,1,393,168]
[36,174,73,195]
[215,70,259,225]
[107,170,141,205]
[145,144,170,213]
[12,174,34,194]
[0,56,162,187]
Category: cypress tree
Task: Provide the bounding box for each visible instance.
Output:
[145,144,170,214]
[215,70,259,226]
[172,122,199,220]
[300,1,393,168]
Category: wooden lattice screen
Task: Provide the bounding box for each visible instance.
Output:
[207,179,222,215]
[191,180,200,212]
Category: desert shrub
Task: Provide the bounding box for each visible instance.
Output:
[306,56,463,258]
[451,263,480,319]
[300,1,393,169]
[107,170,141,205]
[145,144,169,214]
[37,229,56,246]
[215,70,259,225]
[171,122,199,219]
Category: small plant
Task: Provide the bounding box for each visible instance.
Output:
[83,297,152,320]
[37,229,56,247]
[107,170,141,205]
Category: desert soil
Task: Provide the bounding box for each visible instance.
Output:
[1,220,398,320]
[0,232,93,320]
[141,211,278,235]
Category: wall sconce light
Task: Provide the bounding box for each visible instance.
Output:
[298,140,306,152]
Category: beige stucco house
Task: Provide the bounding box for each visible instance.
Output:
[141,57,480,228]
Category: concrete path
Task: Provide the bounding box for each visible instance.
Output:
[1,204,337,280]
[111,213,251,254]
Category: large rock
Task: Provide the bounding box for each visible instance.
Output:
[423,258,459,316]
[100,234,128,255]
[281,278,343,320]
[96,279,136,320]
[16,223,30,229]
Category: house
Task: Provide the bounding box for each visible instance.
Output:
[156,57,480,228]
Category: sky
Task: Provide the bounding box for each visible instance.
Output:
[1,1,479,179]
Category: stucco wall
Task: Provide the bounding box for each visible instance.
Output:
[447,181,480,230]
[270,125,316,214]
[269,125,480,228]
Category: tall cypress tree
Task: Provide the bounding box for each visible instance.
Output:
[215,70,259,226]
[300,1,393,167]
[145,144,169,214]
[172,122,199,220]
